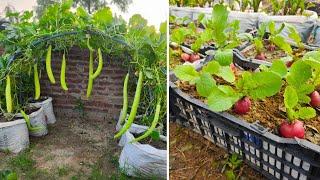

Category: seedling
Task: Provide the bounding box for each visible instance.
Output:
[222,153,242,180]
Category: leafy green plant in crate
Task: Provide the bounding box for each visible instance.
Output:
[174,57,284,114]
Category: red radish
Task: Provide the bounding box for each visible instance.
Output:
[286,61,293,68]
[279,120,305,139]
[310,91,320,107]
[255,53,266,60]
[233,97,251,114]
[267,44,276,51]
[230,63,237,74]
[181,53,190,62]
[189,54,200,62]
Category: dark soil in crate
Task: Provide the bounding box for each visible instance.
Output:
[174,65,320,145]
[169,122,265,180]
[241,43,310,62]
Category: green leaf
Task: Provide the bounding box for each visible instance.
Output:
[284,86,298,109]
[270,35,292,54]
[196,73,217,97]
[159,21,167,34]
[216,66,235,83]
[201,61,220,74]
[207,4,229,47]
[287,24,302,46]
[93,7,113,26]
[296,84,314,103]
[207,85,241,112]
[174,65,200,84]
[215,49,233,66]
[150,130,161,141]
[239,71,282,100]
[287,60,312,88]
[298,107,316,120]
[302,51,320,60]
[171,27,190,44]
[225,170,236,180]
[270,59,287,78]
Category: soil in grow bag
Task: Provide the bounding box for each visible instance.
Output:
[174,67,320,145]
[241,41,310,62]
[133,133,166,149]
[0,116,21,123]
[28,96,48,103]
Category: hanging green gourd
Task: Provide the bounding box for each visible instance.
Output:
[34,63,41,100]
[131,98,161,143]
[119,73,129,125]
[86,49,94,98]
[60,52,68,91]
[46,45,56,84]
[92,48,103,79]
[5,75,12,113]
[114,71,144,139]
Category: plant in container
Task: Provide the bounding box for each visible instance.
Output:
[114,15,167,178]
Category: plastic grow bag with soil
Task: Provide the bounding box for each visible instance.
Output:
[169,78,320,179]
[0,119,29,153]
[29,96,56,124]
[116,113,167,179]
[170,7,265,33]
[257,12,317,43]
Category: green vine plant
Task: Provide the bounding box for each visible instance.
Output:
[0,0,167,133]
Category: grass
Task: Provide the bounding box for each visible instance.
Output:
[57,166,71,177]
[5,150,50,180]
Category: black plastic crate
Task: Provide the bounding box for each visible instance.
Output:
[169,78,320,180]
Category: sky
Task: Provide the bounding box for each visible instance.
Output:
[0,0,168,29]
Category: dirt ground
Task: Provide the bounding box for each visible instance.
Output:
[169,122,265,180]
[0,114,131,179]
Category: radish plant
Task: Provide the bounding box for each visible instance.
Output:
[174,55,284,113]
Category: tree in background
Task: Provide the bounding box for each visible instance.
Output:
[36,0,132,17]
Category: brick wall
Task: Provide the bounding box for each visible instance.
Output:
[40,47,127,120]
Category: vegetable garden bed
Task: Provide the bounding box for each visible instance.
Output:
[170,3,320,180]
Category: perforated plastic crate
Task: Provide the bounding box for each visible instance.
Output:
[169,80,320,180]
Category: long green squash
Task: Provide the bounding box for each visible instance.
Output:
[131,99,161,143]
[114,71,143,139]
[5,75,12,113]
[34,63,41,100]
[92,48,103,79]
[60,53,68,91]
[119,73,129,125]
[46,45,56,84]
[86,49,94,98]
[20,110,44,132]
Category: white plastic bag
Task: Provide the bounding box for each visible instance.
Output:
[258,11,317,43]
[0,119,29,153]
[29,97,56,124]
[116,112,167,179]
[29,107,48,137]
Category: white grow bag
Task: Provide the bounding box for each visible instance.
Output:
[17,107,48,137]
[29,97,56,124]
[258,10,318,43]
[0,119,29,153]
[116,112,167,179]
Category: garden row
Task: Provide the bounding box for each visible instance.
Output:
[0,0,167,179]
[169,4,320,180]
